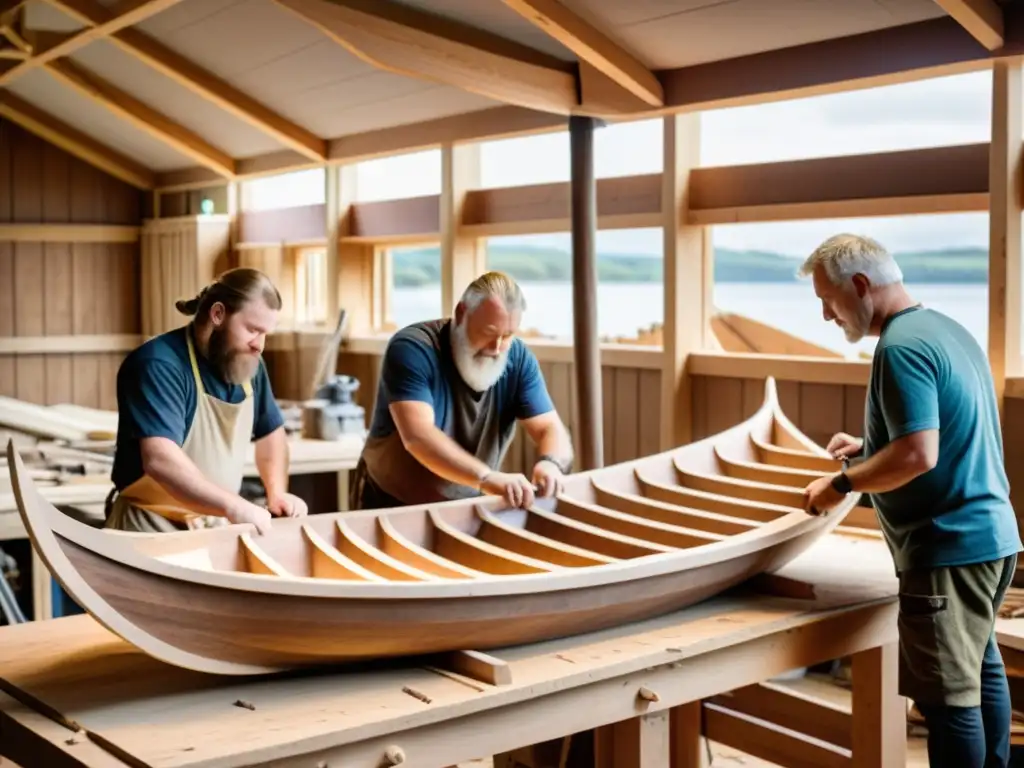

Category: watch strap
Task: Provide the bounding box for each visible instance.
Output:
[538,453,571,474]
[830,472,853,494]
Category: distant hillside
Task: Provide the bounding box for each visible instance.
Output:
[390,244,989,286]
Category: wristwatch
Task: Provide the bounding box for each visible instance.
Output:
[830,472,853,494]
[537,453,572,474]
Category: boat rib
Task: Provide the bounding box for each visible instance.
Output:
[5,376,859,676]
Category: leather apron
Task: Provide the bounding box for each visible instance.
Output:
[105,328,255,532]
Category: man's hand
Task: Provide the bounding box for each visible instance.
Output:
[225,498,273,535]
[481,471,536,509]
[825,432,863,460]
[803,474,844,516]
[532,459,565,498]
[267,491,308,519]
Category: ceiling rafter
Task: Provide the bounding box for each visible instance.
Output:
[41,0,327,161]
[500,0,663,107]
[0,90,155,188]
[45,58,236,178]
[154,13,1019,191]
[271,0,577,115]
[933,0,1005,49]
[0,0,183,86]
[270,0,650,117]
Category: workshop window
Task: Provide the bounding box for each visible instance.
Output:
[295,246,329,326]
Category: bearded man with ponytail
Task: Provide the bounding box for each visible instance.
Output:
[106,268,307,535]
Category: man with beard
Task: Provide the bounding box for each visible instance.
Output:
[799,234,1020,768]
[105,268,307,535]
[351,271,574,511]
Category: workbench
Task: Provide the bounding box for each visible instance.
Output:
[0,533,907,768]
[0,433,365,621]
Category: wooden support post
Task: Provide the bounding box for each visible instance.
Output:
[336,166,375,336]
[851,642,906,768]
[663,114,704,450]
[989,59,1024,426]
[569,114,603,471]
[595,711,671,768]
[669,701,704,767]
[661,113,706,450]
[440,142,484,317]
[325,164,342,323]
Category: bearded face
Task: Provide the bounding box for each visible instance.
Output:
[811,265,875,344]
[451,296,519,393]
[207,324,262,384]
[203,299,277,384]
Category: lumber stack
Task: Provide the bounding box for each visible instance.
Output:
[0,397,116,518]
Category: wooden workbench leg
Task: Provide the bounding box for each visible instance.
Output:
[669,701,704,767]
[594,711,670,768]
[851,642,906,767]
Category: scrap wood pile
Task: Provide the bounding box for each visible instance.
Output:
[0,396,117,518]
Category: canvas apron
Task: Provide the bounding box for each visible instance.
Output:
[105,330,255,533]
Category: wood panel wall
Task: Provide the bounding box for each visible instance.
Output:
[690,375,866,449]
[274,351,664,473]
[0,119,143,409]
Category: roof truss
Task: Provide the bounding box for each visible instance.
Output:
[499,0,663,107]
[933,0,1005,49]
[0,0,1016,193]
[43,0,327,161]
[0,89,155,188]
[270,0,654,116]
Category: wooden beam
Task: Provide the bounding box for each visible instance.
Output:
[657,16,1009,113]
[152,14,1018,190]
[440,142,484,316]
[44,58,236,178]
[42,0,327,161]
[689,143,990,224]
[271,0,579,115]
[0,0,184,86]
[500,0,663,107]
[988,59,1024,422]
[0,334,142,354]
[156,106,567,191]
[0,223,139,242]
[0,90,155,189]
[934,0,1004,50]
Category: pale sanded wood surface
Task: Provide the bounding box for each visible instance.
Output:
[0,533,897,768]
[4,377,874,675]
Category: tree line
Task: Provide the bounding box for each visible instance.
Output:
[390,244,989,286]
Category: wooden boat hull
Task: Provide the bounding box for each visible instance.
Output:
[7,377,862,675]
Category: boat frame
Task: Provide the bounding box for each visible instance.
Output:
[6,376,860,676]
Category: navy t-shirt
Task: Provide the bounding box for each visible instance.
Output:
[367,320,555,442]
[111,325,284,490]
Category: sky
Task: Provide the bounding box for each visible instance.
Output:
[246,69,995,258]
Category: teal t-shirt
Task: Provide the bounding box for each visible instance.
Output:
[863,305,1021,571]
